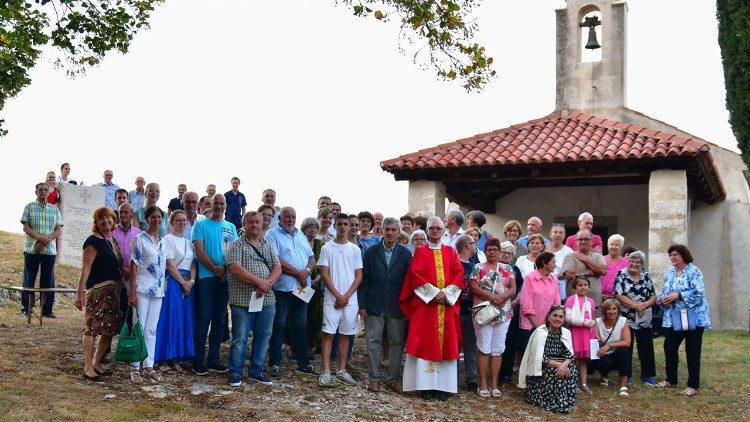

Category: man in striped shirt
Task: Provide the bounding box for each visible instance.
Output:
[20,182,64,317]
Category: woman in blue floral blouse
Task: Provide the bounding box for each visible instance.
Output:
[656,244,711,397]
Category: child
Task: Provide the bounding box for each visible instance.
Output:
[317,213,363,387]
[565,276,597,394]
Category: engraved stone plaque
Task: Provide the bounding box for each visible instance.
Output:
[58,183,106,268]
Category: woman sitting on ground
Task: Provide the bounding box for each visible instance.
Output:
[75,207,124,381]
[591,298,632,396]
[519,305,578,413]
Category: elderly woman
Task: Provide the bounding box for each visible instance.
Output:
[519,305,577,413]
[498,241,525,384]
[75,207,124,381]
[135,183,169,237]
[153,210,196,375]
[502,220,527,264]
[656,244,711,397]
[467,210,491,251]
[601,234,628,299]
[465,227,487,263]
[547,223,574,301]
[129,205,167,383]
[257,203,275,236]
[469,238,516,398]
[518,252,560,361]
[592,298,632,396]
[316,207,334,243]
[515,233,545,279]
[409,230,427,255]
[357,211,380,252]
[614,250,657,386]
[302,217,325,352]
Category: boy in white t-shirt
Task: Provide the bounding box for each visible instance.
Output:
[317,213,363,387]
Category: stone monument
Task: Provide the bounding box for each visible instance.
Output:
[58,183,105,268]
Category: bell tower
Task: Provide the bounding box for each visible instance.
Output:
[555,0,627,113]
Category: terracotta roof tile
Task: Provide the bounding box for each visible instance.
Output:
[380,111,711,172]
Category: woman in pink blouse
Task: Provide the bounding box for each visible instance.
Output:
[601,234,628,299]
[518,252,560,358]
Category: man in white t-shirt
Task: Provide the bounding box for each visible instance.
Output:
[317,213,363,387]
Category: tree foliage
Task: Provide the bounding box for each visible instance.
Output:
[0,0,494,137]
[717,0,750,166]
[0,0,162,136]
[342,0,494,91]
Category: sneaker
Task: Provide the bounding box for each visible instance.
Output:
[335,370,356,386]
[194,364,209,376]
[250,374,274,386]
[207,363,228,374]
[296,364,320,376]
[228,373,242,387]
[599,378,609,387]
[43,313,56,318]
[269,365,282,378]
[641,377,656,386]
[619,387,630,397]
[318,371,336,387]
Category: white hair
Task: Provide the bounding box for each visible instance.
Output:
[578,212,593,222]
[608,234,625,247]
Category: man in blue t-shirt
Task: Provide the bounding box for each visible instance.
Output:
[192,193,237,375]
[224,177,247,230]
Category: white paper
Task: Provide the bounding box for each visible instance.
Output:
[292,282,315,303]
[589,339,600,360]
[635,307,653,324]
[414,283,440,304]
[248,291,264,312]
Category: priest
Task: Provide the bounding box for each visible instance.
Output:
[399,216,465,401]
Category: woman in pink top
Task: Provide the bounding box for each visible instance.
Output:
[518,252,560,356]
[601,234,628,298]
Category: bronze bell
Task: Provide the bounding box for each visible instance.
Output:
[585,26,601,50]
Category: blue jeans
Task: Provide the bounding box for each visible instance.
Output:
[22,253,56,314]
[229,303,276,378]
[193,277,229,367]
[268,291,309,367]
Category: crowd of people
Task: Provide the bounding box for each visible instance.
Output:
[19,165,713,413]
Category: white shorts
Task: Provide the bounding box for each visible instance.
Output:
[322,302,359,336]
[473,318,511,356]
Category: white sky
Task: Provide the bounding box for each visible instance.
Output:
[0,0,736,234]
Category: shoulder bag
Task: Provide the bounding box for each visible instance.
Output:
[114,306,148,363]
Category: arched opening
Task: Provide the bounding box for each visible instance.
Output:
[579,6,602,63]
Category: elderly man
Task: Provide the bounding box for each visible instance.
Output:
[168,184,187,214]
[226,211,282,387]
[565,212,603,253]
[262,188,280,228]
[562,229,607,314]
[20,182,64,317]
[192,193,238,375]
[128,176,146,209]
[372,212,384,237]
[98,170,120,210]
[518,216,550,248]
[441,209,465,249]
[399,216,465,401]
[359,217,412,393]
[265,207,318,377]
[113,202,140,324]
[180,191,204,235]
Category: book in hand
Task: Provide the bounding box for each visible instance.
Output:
[293,283,315,303]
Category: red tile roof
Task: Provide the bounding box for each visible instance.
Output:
[381,110,711,171]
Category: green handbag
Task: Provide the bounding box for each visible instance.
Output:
[114,306,148,363]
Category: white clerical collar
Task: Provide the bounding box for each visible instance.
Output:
[428,241,442,249]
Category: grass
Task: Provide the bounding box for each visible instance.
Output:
[0,230,748,421]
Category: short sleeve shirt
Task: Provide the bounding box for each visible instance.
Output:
[613,268,656,329]
[224,190,247,227]
[192,218,237,279]
[226,236,279,307]
[562,252,605,306]
[318,241,363,304]
[162,234,194,272]
[82,235,122,289]
[21,201,64,255]
[130,231,166,297]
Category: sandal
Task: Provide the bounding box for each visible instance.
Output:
[477,388,491,398]
[491,388,502,398]
[619,387,629,397]
[144,368,162,383]
[170,361,183,374]
[130,369,144,385]
[655,380,672,388]
[158,364,173,374]
[683,387,697,397]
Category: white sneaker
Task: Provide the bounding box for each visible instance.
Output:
[318,371,336,387]
[336,370,356,386]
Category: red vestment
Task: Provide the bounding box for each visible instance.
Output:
[399,244,465,361]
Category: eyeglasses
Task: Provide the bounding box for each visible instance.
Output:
[173,219,187,223]
[551,223,565,228]
[577,238,591,241]
[428,227,443,231]
[500,251,513,255]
